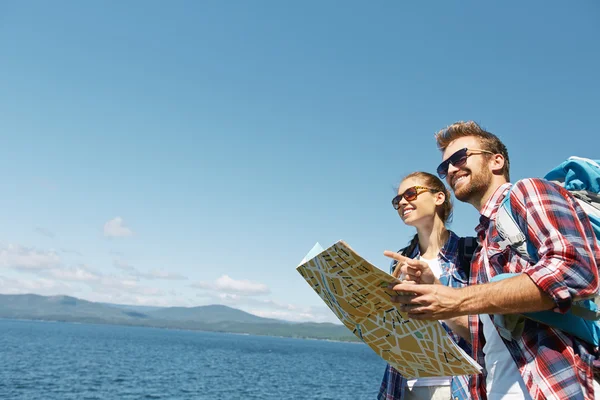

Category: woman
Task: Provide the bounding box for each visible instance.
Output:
[378,171,474,400]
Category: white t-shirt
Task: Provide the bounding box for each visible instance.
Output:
[406,257,452,388]
[480,313,532,399]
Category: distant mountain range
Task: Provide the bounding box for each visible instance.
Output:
[0,294,359,342]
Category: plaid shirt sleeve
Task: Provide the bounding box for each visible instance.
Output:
[509,178,600,312]
[469,180,600,400]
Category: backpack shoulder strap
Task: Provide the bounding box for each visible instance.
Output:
[458,236,478,278]
[496,183,600,320]
[495,185,533,260]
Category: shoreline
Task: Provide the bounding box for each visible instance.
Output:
[0,316,363,344]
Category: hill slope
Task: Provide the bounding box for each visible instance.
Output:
[0,294,148,322]
[145,304,279,324]
[0,294,357,342]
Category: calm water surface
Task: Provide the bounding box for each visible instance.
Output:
[0,319,386,399]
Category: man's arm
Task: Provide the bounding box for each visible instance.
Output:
[388,179,600,320]
[510,179,599,312]
[389,274,555,320]
[459,273,554,315]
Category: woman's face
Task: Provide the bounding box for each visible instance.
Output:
[395,178,443,227]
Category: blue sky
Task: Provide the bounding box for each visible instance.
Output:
[0,1,598,323]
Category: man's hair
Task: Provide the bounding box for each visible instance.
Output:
[434,121,510,181]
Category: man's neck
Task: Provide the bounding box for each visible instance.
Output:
[471,177,509,212]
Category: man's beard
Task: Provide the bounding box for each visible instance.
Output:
[453,168,492,203]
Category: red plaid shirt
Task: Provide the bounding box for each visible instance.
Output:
[469,179,600,400]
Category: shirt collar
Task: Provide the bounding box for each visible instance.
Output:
[476,182,512,234]
[410,230,460,263]
[439,230,460,263]
[480,182,512,220]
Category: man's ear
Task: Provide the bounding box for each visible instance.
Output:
[490,154,505,175]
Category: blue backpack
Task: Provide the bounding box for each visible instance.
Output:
[492,157,600,345]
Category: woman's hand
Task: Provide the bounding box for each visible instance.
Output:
[384,250,440,285]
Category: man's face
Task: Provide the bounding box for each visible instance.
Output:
[441,136,493,203]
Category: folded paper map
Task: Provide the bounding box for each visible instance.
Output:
[297,240,482,378]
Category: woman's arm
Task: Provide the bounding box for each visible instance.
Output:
[443,316,471,343]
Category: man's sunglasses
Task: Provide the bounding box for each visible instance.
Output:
[392,186,437,210]
[436,148,494,179]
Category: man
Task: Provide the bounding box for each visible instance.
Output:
[388,121,600,399]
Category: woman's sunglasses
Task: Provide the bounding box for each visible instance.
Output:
[436,147,494,179]
[391,186,437,210]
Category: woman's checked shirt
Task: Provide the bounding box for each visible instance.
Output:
[377,230,476,400]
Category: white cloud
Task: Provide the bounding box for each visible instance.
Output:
[191,275,270,296]
[46,268,166,298]
[82,291,191,308]
[113,259,136,272]
[61,248,83,256]
[0,244,165,300]
[192,291,338,323]
[0,274,73,295]
[0,242,335,323]
[35,227,55,238]
[0,244,61,270]
[98,278,165,296]
[207,294,293,311]
[248,307,339,323]
[259,299,298,311]
[217,293,241,301]
[142,269,187,281]
[48,266,101,282]
[103,217,133,237]
[113,259,187,281]
[0,241,184,309]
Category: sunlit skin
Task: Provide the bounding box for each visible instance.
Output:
[394,178,446,260]
[443,136,500,210]
[387,136,555,321]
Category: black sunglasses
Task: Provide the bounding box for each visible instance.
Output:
[392,186,437,210]
[436,148,494,179]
